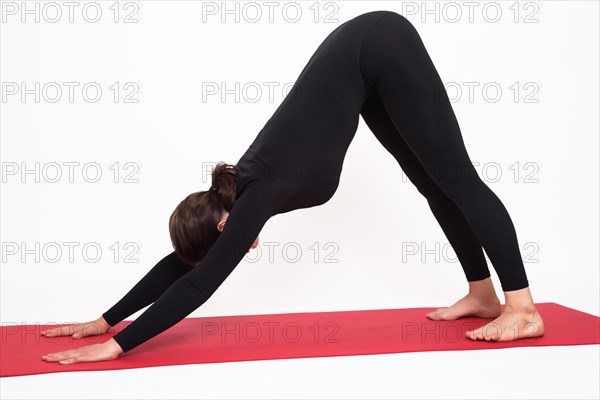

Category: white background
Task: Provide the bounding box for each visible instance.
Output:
[1,1,598,399]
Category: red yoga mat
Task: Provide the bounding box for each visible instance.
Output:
[1,302,598,377]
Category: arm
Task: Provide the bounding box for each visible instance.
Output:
[101,251,192,327]
[110,181,286,353]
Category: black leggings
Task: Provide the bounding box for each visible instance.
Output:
[360,13,528,291]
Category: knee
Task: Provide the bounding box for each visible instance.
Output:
[426,162,483,199]
[413,181,446,202]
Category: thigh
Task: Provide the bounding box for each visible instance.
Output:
[364,14,479,191]
[360,91,446,199]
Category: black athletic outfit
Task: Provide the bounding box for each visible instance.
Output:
[103,10,529,354]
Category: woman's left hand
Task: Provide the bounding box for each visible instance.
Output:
[41,338,124,364]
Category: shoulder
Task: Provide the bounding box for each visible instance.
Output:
[237,178,287,201]
[231,178,288,218]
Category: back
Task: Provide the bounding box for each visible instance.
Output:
[236,10,394,213]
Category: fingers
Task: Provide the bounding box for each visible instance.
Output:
[41,321,104,339]
[41,324,79,337]
[72,322,104,338]
[72,328,86,339]
[42,350,77,363]
[40,327,64,337]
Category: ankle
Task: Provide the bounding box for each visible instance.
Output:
[504,302,536,313]
[467,278,498,299]
[503,287,536,312]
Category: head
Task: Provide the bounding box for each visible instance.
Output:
[169,162,259,267]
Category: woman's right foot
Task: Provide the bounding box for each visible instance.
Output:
[426,278,501,320]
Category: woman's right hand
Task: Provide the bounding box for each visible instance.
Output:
[41,316,111,339]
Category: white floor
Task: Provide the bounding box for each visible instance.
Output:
[1,1,598,398]
[1,344,598,399]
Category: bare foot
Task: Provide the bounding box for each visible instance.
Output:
[426,277,501,320]
[466,304,544,341]
[426,293,501,320]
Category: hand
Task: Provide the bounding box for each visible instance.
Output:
[41,316,111,339]
[41,338,124,364]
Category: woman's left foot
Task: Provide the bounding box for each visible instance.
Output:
[465,304,544,341]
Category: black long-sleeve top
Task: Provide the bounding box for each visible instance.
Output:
[102,10,396,353]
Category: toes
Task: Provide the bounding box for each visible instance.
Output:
[427,309,449,320]
[467,321,492,341]
[466,328,486,340]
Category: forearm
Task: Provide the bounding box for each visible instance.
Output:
[102,251,191,326]
[111,277,215,353]
[110,182,285,354]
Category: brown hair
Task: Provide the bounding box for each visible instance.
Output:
[169,162,239,267]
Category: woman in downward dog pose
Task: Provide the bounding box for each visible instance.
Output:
[41,10,544,364]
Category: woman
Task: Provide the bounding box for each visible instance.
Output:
[41,10,544,364]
